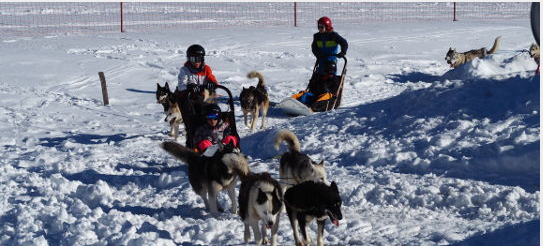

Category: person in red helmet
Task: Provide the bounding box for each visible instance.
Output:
[311,16,348,74]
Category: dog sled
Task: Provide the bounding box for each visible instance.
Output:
[177,84,241,150]
[277,56,347,116]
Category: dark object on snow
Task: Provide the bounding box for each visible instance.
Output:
[531,2,539,45]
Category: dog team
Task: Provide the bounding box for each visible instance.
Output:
[161,128,341,246]
[155,16,539,245]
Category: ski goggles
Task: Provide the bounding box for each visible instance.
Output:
[188,56,204,63]
[206,113,220,120]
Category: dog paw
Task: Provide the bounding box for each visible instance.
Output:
[262,238,269,245]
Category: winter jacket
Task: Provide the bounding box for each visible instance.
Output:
[177,61,218,91]
[311,31,348,73]
[192,120,232,147]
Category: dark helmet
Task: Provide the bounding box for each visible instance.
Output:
[203,103,221,118]
[323,60,337,74]
[317,16,333,31]
[187,44,205,58]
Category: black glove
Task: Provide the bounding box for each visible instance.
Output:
[187,84,200,94]
[337,52,346,58]
[204,82,215,91]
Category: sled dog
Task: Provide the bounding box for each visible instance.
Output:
[160,141,249,218]
[273,129,327,194]
[238,172,283,246]
[165,97,183,141]
[284,181,342,246]
[529,43,540,66]
[445,36,501,68]
[240,71,270,131]
[156,82,173,112]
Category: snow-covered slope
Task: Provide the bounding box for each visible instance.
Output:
[0,19,539,245]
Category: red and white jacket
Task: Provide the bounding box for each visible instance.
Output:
[176,62,218,91]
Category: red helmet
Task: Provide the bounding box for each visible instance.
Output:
[317,16,333,31]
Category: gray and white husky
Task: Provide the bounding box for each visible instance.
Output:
[160,141,249,218]
[238,172,283,246]
[445,36,501,68]
[273,129,328,194]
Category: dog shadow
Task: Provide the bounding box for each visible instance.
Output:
[126,88,155,94]
[37,133,140,148]
[387,72,441,84]
[62,169,162,190]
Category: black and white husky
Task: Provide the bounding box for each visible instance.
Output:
[160,141,249,218]
[238,172,283,246]
[284,181,343,246]
[273,129,328,194]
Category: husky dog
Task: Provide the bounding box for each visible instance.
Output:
[284,181,342,246]
[529,43,540,66]
[238,172,283,246]
[160,141,250,218]
[240,71,270,131]
[273,129,327,194]
[165,97,183,141]
[156,82,173,112]
[445,36,501,68]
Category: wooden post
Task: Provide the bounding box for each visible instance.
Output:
[294,2,297,27]
[120,2,124,33]
[98,72,110,106]
[453,2,458,21]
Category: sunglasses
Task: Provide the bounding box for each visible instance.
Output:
[206,113,219,120]
[188,56,204,63]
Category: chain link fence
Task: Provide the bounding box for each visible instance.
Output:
[0,2,531,36]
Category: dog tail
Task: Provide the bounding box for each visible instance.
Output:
[160,141,198,164]
[487,36,501,55]
[247,71,265,88]
[274,129,301,152]
[222,152,250,177]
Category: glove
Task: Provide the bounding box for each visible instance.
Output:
[204,82,215,91]
[187,84,200,94]
[337,52,346,58]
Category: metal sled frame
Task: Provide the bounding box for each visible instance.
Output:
[178,84,240,150]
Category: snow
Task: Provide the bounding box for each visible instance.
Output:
[0,17,539,246]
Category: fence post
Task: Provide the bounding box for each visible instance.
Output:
[453,2,458,21]
[98,72,110,106]
[294,2,297,27]
[120,2,124,32]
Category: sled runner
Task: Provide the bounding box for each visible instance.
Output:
[177,84,241,150]
[278,56,347,116]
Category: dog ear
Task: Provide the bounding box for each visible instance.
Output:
[317,160,325,166]
[165,82,170,90]
[157,83,161,89]
[257,188,267,204]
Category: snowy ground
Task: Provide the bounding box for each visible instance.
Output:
[0,19,539,245]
